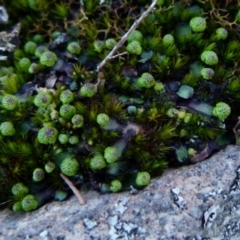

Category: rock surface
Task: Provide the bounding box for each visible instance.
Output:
[1,145,240,240]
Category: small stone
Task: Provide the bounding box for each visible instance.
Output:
[107,215,118,226]
[83,218,97,230]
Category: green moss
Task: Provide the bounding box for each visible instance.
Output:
[2,0,240,213]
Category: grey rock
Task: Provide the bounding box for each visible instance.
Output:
[1,145,240,239]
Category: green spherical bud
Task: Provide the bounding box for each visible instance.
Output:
[18,57,31,72]
[60,157,79,176]
[188,148,197,157]
[12,201,23,213]
[154,81,164,92]
[32,34,45,43]
[104,146,121,163]
[183,112,192,123]
[127,30,143,43]
[166,107,178,118]
[69,135,79,145]
[40,51,57,67]
[200,68,214,80]
[28,63,40,74]
[96,113,109,127]
[105,38,117,49]
[137,73,155,88]
[215,27,228,40]
[90,154,106,170]
[110,179,122,192]
[237,9,240,23]
[28,0,47,11]
[59,104,76,119]
[21,194,38,212]
[60,89,74,104]
[162,34,174,47]
[44,161,56,173]
[11,183,29,197]
[79,83,97,97]
[34,91,52,108]
[201,51,218,66]
[71,114,84,128]
[135,171,151,186]
[189,17,206,32]
[52,31,61,39]
[2,95,18,110]
[13,49,24,60]
[67,42,81,55]
[212,102,231,120]
[0,121,16,136]
[94,40,105,53]
[32,168,45,182]
[35,46,48,58]
[177,110,186,119]
[126,40,142,55]
[24,41,37,55]
[58,133,69,144]
[157,0,165,6]
[37,126,58,144]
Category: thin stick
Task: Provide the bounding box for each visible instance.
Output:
[96,0,157,72]
[60,173,86,205]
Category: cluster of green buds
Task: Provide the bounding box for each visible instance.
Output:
[21,194,38,212]
[167,108,192,124]
[11,183,39,213]
[35,46,48,58]
[93,38,117,52]
[11,182,29,198]
[126,30,143,55]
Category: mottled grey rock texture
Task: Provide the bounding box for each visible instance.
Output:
[1,145,240,240]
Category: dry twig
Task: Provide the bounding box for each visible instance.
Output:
[60,173,86,205]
